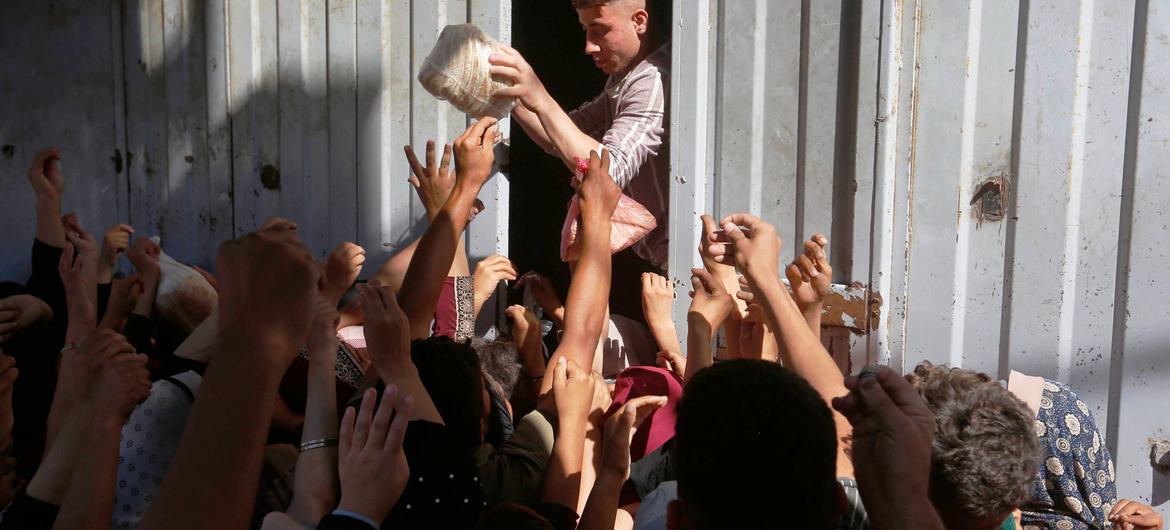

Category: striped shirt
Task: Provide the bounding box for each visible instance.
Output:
[568,43,671,267]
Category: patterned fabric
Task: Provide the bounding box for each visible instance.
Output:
[453,276,475,342]
[297,341,366,389]
[1020,379,1117,530]
[112,371,202,528]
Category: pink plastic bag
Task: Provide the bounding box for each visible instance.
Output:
[559,157,657,262]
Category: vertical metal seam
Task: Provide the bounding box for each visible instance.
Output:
[997,0,1030,381]
[795,0,810,247]
[711,0,725,218]
[830,0,861,282]
[1105,0,1148,457]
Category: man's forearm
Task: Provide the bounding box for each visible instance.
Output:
[512,105,557,154]
[529,93,602,169]
[137,348,287,530]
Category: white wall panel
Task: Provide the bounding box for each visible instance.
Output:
[701,0,1168,506]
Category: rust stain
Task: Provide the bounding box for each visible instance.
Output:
[822,282,883,334]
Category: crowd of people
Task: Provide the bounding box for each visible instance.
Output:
[0,1,1164,529]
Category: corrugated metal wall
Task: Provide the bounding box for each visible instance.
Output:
[694,0,1168,508]
[0,0,509,282]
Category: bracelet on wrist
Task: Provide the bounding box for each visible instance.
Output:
[299,438,339,452]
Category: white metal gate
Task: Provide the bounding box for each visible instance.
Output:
[670,0,1170,507]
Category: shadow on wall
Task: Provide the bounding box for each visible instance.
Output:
[0,0,459,282]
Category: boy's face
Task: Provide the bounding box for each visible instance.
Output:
[576,2,648,76]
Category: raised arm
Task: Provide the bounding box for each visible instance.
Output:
[397,118,499,339]
[27,148,67,248]
[540,357,596,512]
[285,297,344,525]
[786,234,831,340]
[712,214,854,479]
[578,395,666,530]
[541,150,619,388]
[53,349,151,530]
[137,222,321,530]
[683,268,735,385]
[360,282,443,425]
[832,366,943,530]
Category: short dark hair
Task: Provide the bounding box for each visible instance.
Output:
[571,0,671,41]
[907,362,1040,525]
[674,360,840,530]
[412,337,487,448]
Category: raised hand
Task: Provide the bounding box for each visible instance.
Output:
[99,224,135,283]
[553,356,597,427]
[576,149,621,223]
[832,366,939,529]
[127,237,162,280]
[1110,499,1163,530]
[405,140,454,220]
[0,294,53,345]
[709,213,782,284]
[87,351,151,427]
[322,242,366,306]
[655,350,686,378]
[453,117,500,190]
[98,274,143,332]
[601,395,668,479]
[641,273,681,353]
[488,45,550,112]
[515,272,563,324]
[58,242,96,343]
[27,148,64,203]
[215,223,321,368]
[359,282,412,381]
[473,254,518,316]
[687,268,735,337]
[337,385,414,525]
[787,234,831,314]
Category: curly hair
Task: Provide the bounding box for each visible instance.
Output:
[907,361,1041,525]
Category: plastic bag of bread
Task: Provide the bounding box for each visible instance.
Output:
[418,24,517,118]
[559,157,657,262]
[151,237,217,336]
